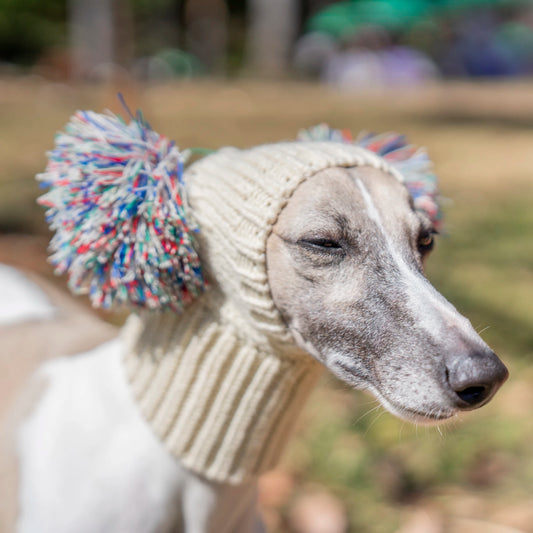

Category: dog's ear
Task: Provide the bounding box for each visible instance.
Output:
[297,125,442,230]
[37,110,206,312]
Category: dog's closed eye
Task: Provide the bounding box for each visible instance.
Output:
[298,238,343,251]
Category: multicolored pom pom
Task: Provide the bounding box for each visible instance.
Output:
[296,123,354,144]
[297,124,442,229]
[37,110,206,312]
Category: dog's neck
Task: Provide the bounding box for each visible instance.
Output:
[121,292,322,484]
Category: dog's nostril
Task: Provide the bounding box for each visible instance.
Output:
[445,348,508,410]
[455,385,489,406]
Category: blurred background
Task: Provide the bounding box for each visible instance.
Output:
[5,0,533,82]
[1,0,533,532]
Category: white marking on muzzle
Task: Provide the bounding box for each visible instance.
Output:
[355,179,477,341]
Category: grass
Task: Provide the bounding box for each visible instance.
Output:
[429,194,533,361]
[1,77,533,532]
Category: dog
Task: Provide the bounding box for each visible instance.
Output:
[13,122,508,532]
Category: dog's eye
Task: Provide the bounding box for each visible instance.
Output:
[298,238,343,252]
[418,232,436,254]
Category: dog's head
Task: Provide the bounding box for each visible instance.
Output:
[266,164,508,423]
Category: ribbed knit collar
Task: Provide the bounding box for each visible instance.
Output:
[122,295,322,484]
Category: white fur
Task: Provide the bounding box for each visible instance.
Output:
[17,340,264,533]
[0,265,55,326]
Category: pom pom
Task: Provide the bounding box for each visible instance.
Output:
[297,124,442,229]
[37,110,206,312]
[296,123,353,144]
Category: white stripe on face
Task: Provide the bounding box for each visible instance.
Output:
[355,178,478,342]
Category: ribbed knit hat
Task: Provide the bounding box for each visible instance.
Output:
[188,141,400,342]
[123,141,400,484]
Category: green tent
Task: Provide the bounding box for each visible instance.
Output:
[307,0,433,39]
[307,0,526,40]
[436,0,523,11]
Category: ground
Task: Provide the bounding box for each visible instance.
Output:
[1,77,533,533]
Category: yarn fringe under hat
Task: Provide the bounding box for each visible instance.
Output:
[37,110,441,484]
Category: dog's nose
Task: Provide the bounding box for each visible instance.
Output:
[445,349,508,409]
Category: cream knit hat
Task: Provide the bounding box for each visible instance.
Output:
[123,141,399,484]
[38,113,437,484]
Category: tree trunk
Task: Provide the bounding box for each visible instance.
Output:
[246,0,299,77]
[185,0,228,74]
[68,0,114,80]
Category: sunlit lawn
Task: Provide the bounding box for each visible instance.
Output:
[1,77,532,532]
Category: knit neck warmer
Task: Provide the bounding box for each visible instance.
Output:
[122,142,399,484]
[122,300,322,484]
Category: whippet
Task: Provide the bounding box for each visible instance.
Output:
[14,160,507,532]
